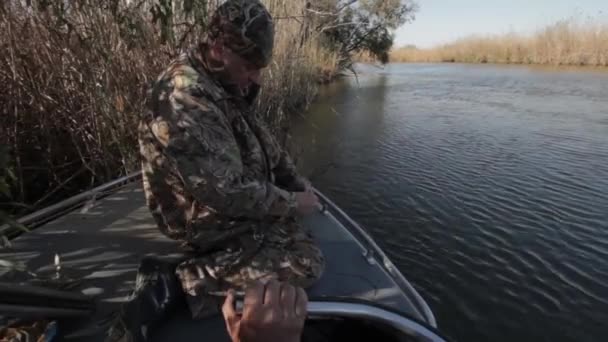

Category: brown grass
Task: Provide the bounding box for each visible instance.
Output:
[391,19,608,67]
[0,0,338,214]
[259,0,339,133]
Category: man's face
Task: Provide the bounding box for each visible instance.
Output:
[220,47,263,97]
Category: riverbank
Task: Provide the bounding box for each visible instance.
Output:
[0,0,416,225]
[0,0,339,217]
[391,19,608,67]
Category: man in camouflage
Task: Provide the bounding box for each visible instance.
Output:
[138,0,325,318]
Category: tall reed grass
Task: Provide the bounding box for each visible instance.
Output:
[391,19,608,67]
[0,0,338,215]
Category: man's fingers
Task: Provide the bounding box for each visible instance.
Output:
[280,284,297,317]
[243,281,264,315]
[295,287,308,317]
[309,191,320,205]
[221,290,239,328]
[222,289,236,318]
[264,279,281,306]
[299,177,312,192]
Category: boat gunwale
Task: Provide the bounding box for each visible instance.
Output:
[0,173,142,238]
[307,299,448,341]
[315,190,438,327]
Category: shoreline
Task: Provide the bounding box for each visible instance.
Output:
[386,61,608,72]
[391,19,608,69]
[0,0,339,222]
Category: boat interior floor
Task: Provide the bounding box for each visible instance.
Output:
[1,183,423,340]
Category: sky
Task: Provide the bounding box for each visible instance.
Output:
[394,0,608,48]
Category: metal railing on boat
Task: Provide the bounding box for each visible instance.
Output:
[308,301,447,342]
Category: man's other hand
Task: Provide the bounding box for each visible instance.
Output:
[298,177,313,193]
[295,191,320,216]
[222,280,308,342]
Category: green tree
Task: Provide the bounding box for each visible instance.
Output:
[318,0,417,66]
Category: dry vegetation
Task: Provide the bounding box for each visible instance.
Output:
[0,0,415,221]
[0,0,339,216]
[391,19,608,67]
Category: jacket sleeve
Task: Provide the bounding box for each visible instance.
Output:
[273,149,308,192]
[246,114,308,192]
[155,87,297,220]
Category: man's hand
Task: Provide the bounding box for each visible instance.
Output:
[222,280,308,342]
[294,191,320,216]
[297,177,313,193]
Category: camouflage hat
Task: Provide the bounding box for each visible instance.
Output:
[209,0,275,68]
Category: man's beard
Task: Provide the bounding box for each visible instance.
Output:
[244,83,260,106]
[220,78,260,106]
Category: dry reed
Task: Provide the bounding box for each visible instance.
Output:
[391,18,608,67]
[0,0,338,214]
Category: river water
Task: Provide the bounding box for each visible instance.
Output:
[290,63,608,342]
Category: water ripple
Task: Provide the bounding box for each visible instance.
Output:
[298,64,608,342]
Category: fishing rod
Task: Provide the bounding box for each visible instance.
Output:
[0,282,95,319]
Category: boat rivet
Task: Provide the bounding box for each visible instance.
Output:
[363,249,376,265]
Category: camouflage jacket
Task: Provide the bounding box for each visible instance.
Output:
[138,46,306,250]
